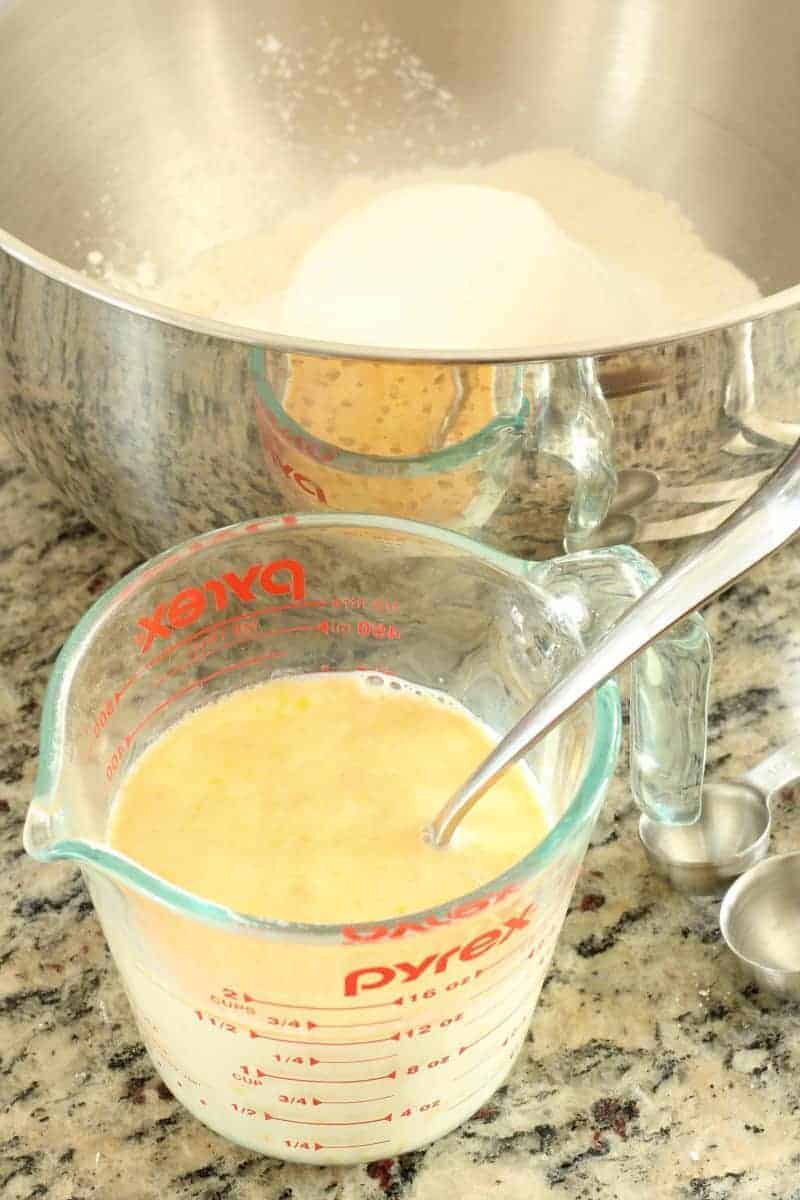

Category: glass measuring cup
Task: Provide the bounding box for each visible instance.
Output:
[24,515,710,1164]
[252,349,530,535]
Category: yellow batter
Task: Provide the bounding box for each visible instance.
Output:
[283,358,497,457]
[109,673,548,924]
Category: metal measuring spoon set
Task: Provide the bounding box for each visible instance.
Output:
[640,741,800,999]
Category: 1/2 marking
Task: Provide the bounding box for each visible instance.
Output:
[264,1111,393,1127]
[235,1064,398,1085]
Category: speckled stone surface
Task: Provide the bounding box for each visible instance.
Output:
[2,431,800,1200]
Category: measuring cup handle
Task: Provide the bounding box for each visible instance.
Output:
[528,545,711,824]
[743,741,800,806]
[526,358,618,549]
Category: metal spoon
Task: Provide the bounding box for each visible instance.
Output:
[639,740,800,896]
[721,851,800,999]
[430,438,800,847]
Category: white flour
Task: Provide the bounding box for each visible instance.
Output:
[95,146,760,349]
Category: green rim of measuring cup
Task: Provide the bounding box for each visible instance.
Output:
[27,513,622,944]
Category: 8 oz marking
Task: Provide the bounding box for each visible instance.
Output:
[105,742,127,781]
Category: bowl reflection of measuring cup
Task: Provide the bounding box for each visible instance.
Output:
[23,515,710,1163]
[252,349,528,534]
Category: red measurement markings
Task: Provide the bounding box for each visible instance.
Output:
[88,597,329,740]
[140,600,323,672]
[453,1020,528,1082]
[309,1016,402,1029]
[104,647,288,781]
[316,1056,398,1065]
[231,1102,392,1126]
[151,621,286,686]
[458,998,532,1057]
[283,1139,391,1153]
[400,1099,441,1117]
[249,1028,401,1046]
[355,620,400,640]
[235,1065,398,1085]
[402,1056,451,1074]
[328,1141,391,1150]
[469,959,533,1004]
[229,988,404,1012]
[396,1014,465,1038]
[263,1111,393,1127]
[194,1011,238,1034]
[476,934,538,977]
[242,1014,402,1031]
[463,987,530,1027]
[312,1094,396,1106]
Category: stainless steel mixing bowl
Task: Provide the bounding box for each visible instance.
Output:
[2,0,800,556]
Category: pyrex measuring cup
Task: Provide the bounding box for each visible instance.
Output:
[24,515,710,1163]
[252,349,530,535]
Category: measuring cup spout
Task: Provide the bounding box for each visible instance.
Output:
[23,664,72,861]
[22,796,55,860]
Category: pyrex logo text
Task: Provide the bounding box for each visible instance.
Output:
[257,408,330,506]
[343,904,534,996]
[136,559,305,653]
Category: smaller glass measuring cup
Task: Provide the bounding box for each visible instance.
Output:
[252,349,528,534]
[24,515,710,1164]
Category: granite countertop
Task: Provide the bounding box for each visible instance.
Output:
[3,431,800,1200]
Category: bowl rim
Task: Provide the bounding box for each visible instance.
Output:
[2,224,799,364]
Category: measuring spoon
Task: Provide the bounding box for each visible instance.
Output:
[639,740,800,896]
[430,438,800,847]
[721,851,800,999]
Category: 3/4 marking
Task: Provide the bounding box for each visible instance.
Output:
[309,1016,402,1029]
[249,1028,401,1046]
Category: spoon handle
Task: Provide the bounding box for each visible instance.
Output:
[744,740,800,808]
[431,438,800,847]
